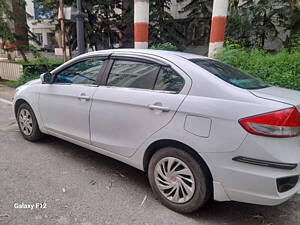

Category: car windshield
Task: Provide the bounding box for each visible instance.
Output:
[190,58,269,89]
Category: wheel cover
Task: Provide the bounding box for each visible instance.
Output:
[154,157,196,204]
[19,108,33,136]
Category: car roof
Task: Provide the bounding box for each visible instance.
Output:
[82,48,209,60]
[52,49,208,75]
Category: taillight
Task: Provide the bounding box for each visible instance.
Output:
[239,107,300,137]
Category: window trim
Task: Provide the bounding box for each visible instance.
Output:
[109,54,169,66]
[51,56,109,86]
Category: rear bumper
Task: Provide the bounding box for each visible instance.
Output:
[204,134,300,206]
[232,156,297,170]
[209,153,300,205]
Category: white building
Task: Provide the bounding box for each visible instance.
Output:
[25,0,57,50]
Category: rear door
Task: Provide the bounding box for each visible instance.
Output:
[90,55,191,157]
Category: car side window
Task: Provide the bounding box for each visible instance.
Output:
[107,60,160,89]
[54,59,104,85]
[154,67,185,93]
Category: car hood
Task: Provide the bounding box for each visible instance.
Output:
[250,86,300,111]
[25,79,41,86]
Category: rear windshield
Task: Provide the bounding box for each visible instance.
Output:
[190,59,269,89]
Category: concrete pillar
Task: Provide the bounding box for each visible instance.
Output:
[42,31,48,47]
[208,0,229,57]
[0,38,3,49]
[134,0,149,49]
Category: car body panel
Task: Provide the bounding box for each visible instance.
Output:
[90,87,188,157]
[89,52,192,157]
[13,80,44,131]
[39,84,98,143]
[250,86,300,110]
[13,49,300,207]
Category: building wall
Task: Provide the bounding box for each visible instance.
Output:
[25,0,56,49]
[168,0,191,20]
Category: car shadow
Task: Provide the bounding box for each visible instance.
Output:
[38,135,300,225]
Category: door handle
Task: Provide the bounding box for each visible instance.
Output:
[78,93,91,101]
[148,104,170,112]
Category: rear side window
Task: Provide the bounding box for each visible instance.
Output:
[190,59,268,89]
[154,67,185,93]
[107,60,160,89]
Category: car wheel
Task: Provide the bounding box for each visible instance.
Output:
[17,102,43,141]
[148,147,212,213]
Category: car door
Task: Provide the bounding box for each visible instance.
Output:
[39,57,107,143]
[90,55,191,157]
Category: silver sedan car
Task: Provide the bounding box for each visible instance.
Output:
[13,49,300,213]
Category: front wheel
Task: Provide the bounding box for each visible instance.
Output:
[148,147,212,213]
[17,102,43,141]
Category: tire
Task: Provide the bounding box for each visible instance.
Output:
[16,102,43,141]
[148,147,212,213]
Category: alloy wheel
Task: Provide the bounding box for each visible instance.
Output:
[19,108,33,136]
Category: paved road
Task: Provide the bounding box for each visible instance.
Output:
[0,99,299,225]
[0,84,15,101]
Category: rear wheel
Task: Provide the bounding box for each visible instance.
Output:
[148,147,212,213]
[17,103,43,141]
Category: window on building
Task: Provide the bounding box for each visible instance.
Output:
[35,33,43,45]
[46,33,56,47]
[34,2,52,19]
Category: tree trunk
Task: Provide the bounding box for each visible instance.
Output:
[119,0,134,48]
[19,48,28,62]
[261,12,266,48]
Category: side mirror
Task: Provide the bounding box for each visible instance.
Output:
[40,72,53,84]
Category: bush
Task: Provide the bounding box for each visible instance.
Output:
[288,32,300,52]
[150,42,178,51]
[215,47,300,91]
[4,57,63,88]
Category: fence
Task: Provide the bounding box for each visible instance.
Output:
[0,61,22,81]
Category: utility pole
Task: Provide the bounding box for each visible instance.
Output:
[59,0,67,62]
[134,0,149,48]
[76,0,86,55]
[208,0,229,57]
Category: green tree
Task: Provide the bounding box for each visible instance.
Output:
[84,0,119,49]
[227,0,299,49]
[0,0,29,61]
[178,0,212,45]
[284,0,300,50]
[36,0,132,50]
[118,0,134,48]
[149,0,185,49]
[0,0,15,42]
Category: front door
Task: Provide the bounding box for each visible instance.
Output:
[39,58,106,143]
[90,58,190,157]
